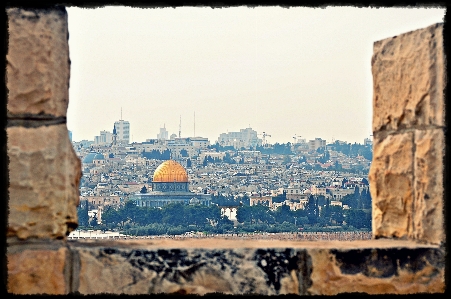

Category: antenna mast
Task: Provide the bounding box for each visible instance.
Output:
[194,111,196,137]
[121,107,122,120]
[179,115,181,138]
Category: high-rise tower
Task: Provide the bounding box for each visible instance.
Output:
[114,119,130,145]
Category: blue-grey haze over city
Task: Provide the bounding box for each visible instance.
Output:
[66,6,445,145]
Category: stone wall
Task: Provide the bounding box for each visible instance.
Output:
[369,23,445,244]
[6,7,81,240]
[6,7,445,295]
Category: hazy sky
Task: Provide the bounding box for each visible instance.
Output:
[66,5,445,144]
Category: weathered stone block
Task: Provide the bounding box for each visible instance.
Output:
[413,128,444,244]
[73,246,301,295]
[7,124,81,239]
[7,247,70,294]
[306,247,444,294]
[372,23,444,132]
[6,7,70,117]
[369,132,413,239]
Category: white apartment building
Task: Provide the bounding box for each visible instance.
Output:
[157,125,169,140]
[133,136,210,159]
[308,138,327,151]
[189,137,210,149]
[364,137,373,146]
[114,120,130,145]
[284,187,303,200]
[94,130,112,145]
[217,127,262,149]
[310,185,327,196]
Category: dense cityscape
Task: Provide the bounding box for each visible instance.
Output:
[70,118,373,239]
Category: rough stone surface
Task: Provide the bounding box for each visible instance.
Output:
[413,129,444,244]
[306,247,445,295]
[371,23,444,132]
[7,124,81,239]
[369,132,414,239]
[73,246,301,295]
[6,7,70,117]
[7,247,69,294]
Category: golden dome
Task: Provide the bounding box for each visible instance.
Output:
[152,160,188,183]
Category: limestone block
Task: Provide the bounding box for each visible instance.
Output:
[74,246,301,295]
[7,247,69,294]
[306,247,444,295]
[6,7,69,117]
[372,23,444,132]
[413,129,444,244]
[369,132,413,239]
[7,124,81,239]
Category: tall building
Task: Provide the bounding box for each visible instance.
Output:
[217,127,262,149]
[114,119,130,145]
[364,137,373,146]
[68,130,72,142]
[94,130,112,145]
[157,125,168,140]
[308,138,326,151]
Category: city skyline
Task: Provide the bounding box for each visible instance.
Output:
[66,6,445,144]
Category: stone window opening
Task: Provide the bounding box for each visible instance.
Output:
[5,6,446,295]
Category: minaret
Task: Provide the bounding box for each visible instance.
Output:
[178,115,181,138]
[112,124,117,146]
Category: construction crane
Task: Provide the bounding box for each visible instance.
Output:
[259,132,271,147]
[293,134,301,144]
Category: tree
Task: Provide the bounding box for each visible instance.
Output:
[342,193,359,209]
[161,203,186,226]
[316,195,327,207]
[329,205,345,225]
[186,158,192,168]
[77,199,89,227]
[341,178,348,188]
[305,195,318,224]
[320,198,331,225]
[146,207,163,224]
[237,205,273,225]
[101,205,124,229]
[223,152,235,164]
[283,155,291,165]
[236,205,254,224]
[273,204,292,224]
[354,185,362,209]
[122,200,141,225]
[361,187,372,210]
[346,209,371,229]
[140,185,148,194]
[180,149,189,157]
[89,211,98,227]
[216,216,235,233]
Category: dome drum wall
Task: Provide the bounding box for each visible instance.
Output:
[152,182,189,192]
